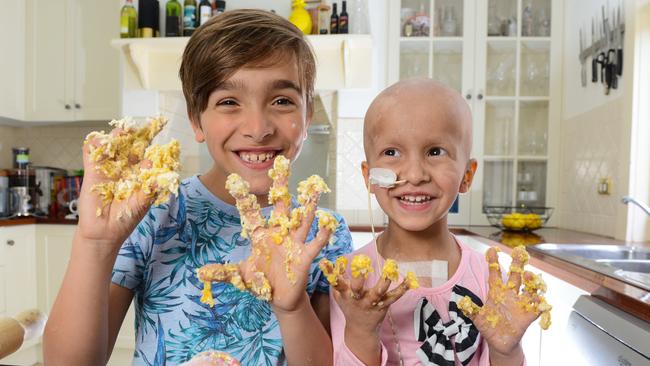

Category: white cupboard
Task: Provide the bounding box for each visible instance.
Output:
[0,0,120,122]
[0,224,135,366]
[387,0,562,227]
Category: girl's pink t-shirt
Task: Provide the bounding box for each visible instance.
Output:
[329,236,494,366]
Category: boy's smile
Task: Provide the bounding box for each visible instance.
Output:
[191,55,310,205]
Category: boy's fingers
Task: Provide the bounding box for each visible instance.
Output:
[486,247,503,287]
[225,174,266,238]
[268,156,291,218]
[305,228,332,263]
[293,204,317,242]
[507,246,530,291]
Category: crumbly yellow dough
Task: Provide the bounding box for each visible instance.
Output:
[351,254,374,279]
[382,259,399,282]
[405,271,420,289]
[198,155,337,304]
[319,256,349,286]
[85,117,181,217]
[459,246,552,330]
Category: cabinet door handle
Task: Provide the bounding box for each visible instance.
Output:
[465,93,472,100]
[65,104,71,110]
[6,239,14,246]
[477,93,484,100]
[75,103,81,109]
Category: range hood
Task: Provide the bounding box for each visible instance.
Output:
[111,34,373,92]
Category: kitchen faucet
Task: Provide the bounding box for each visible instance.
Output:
[621,196,650,216]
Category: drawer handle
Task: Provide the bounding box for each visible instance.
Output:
[6,239,15,246]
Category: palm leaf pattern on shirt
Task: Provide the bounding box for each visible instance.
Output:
[113,177,354,365]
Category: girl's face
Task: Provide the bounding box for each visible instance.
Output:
[191,56,310,204]
[362,97,476,232]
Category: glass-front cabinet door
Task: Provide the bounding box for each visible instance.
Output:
[472,0,559,226]
[387,0,560,226]
[388,0,475,225]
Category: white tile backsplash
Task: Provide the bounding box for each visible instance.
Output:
[557,98,624,237]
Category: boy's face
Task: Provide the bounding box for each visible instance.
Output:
[191,56,310,202]
[361,82,477,232]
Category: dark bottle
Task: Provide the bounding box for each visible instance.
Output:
[183,0,196,36]
[330,2,339,34]
[165,0,182,37]
[213,0,226,16]
[198,0,212,26]
[138,0,159,37]
[339,1,348,34]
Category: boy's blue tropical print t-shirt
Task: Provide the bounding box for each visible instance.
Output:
[111,175,353,366]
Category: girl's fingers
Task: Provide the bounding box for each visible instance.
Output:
[486,247,503,287]
[366,277,391,306]
[507,246,530,291]
[349,271,366,297]
[381,280,410,308]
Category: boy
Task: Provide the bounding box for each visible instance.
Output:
[43,10,352,366]
[325,79,548,365]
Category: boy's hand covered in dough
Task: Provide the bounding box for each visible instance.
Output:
[197,156,337,312]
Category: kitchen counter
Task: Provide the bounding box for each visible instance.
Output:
[0,217,78,227]
[351,225,650,323]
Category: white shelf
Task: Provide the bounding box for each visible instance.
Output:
[111,34,373,91]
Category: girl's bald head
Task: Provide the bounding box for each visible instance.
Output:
[363,79,473,163]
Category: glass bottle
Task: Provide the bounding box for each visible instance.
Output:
[339,1,348,34]
[348,0,368,34]
[442,5,457,36]
[522,1,533,36]
[183,0,196,36]
[198,0,212,26]
[213,0,226,16]
[165,0,182,37]
[537,8,550,37]
[318,3,331,34]
[120,0,138,38]
[330,3,339,34]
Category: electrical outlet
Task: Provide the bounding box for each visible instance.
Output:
[597,178,611,195]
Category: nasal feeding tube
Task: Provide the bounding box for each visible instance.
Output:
[367,167,405,241]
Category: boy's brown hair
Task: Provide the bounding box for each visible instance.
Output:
[179,9,317,125]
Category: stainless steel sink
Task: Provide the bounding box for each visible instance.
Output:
[530,244,650,291]
[595,259,650,274]
[531,244,650,260]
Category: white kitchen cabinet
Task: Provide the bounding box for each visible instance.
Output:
[0,225,39,365]
[387,0,562,226]
[0,0,120,122]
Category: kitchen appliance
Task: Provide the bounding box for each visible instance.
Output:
[567,295,650,364]
[0,170,9,217]
[33,166,67,216]
[9,186,32,217]
[7,166,39,217]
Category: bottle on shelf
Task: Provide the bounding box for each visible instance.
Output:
[441,5,457,36]
[198,0,212,26]
[120,0,138,38]
[213,0,226,16]
[318,3,331,34]
[338,1,348,34]
[138,0,159,38]
[330,2,339,34]
[537,8,550,37]
[348,0,368,34]
[183,0,197,36]
[165,0,183,37]
[522,1,533,36]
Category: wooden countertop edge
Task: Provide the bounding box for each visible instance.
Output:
[0,217,78,227]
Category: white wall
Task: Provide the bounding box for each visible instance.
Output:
[557,0,643,240]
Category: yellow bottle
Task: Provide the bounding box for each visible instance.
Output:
[289,0,312,35]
